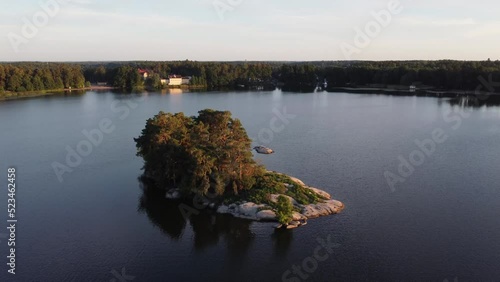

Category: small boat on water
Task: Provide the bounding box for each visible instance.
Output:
[253,146,274,154]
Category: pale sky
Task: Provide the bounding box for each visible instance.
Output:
[1,0,499,61]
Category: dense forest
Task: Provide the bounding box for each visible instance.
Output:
[320,60,500,91]
[2,60,500,94]
[81,60,500,91]
[0,63,87,92]
[82,61,275,90]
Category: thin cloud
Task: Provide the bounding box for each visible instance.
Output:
[398,17,477,27]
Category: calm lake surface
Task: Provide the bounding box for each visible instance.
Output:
[1,90,500,282]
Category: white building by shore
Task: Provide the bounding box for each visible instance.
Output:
[168,75,182,86]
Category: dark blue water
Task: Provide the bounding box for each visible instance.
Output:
[1,90,499,282]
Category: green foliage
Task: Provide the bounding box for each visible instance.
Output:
[135,110,265,197]
[246,189,270,205]
[0,63,86,93]
[3,60,500,94]
[319,60,500,90]
[190,75,207,87]
[112,66,144,90]
[145,73,163,90]
[242,171,323,206]
[275,195,293,225]
[85,60,500,92]
[245,172,287,205]
[280,64,318,91]
[286,184,323,205]
[255,173,287,193]
[80,61,275,90]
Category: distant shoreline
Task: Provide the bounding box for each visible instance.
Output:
[0,85,204,101]
[0,86,118,101]
[327,87,500,97]
[3,85,500,101]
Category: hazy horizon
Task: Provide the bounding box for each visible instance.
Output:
[1,0,499,61]
[1,59,498,63]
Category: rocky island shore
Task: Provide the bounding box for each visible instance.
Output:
[167,172,344,229]
[216,175,344,228]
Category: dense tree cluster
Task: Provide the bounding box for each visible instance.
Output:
[278,64,318,91]
[112,66,144,90]
[82,60,500,92]
[3,60,500,93]
[135,110,264,197]
[83,61,275,90]
[0,63,87,92]
[320,60,500,90]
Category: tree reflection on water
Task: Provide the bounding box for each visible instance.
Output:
[137,177,255,254]
[446,95,500,108]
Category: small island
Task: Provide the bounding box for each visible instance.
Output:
[135,109,344,228]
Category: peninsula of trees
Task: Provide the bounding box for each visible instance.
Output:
[2,60,500,96]
[135,110,344,227]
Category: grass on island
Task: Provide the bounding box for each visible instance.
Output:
[224,172,328,225]
[223,171,327,216]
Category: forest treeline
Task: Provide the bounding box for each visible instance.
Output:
[2,60,500,93]
[0,63,87,92]
[83,61,275,90]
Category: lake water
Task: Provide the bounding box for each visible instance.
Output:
[1,90,500,282]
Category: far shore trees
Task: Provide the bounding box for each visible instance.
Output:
[0,63,87,93]
[112,66,144,90]
[3,60,500,94]
[81,60,500,92]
